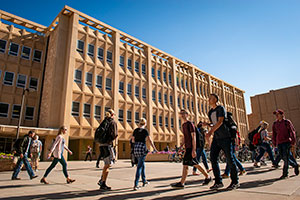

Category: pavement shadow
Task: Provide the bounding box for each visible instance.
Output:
[246,168,276,175]
[239,177,279,189]
[148,176,182,182]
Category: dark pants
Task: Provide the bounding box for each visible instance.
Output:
[134,155,147,187]
[193,147,209,172]
[224,143,245,175]
[43,156,68,178]
[210,138,238,184]
[12,154,35,179]
[274,149,297,167]
[85,152,92,161]
[278,142,297,177]
[255,142,275,164]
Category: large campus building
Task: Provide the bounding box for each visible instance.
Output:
[0,6,248,160]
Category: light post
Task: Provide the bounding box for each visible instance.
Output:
[16,88,30,140]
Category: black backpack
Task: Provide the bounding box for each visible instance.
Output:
[94,118,111,144]
[13,138,23,155]
[224,112,238,140]
[195,125,205,148]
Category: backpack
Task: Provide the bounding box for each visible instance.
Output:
[13,138,23,154]
[224,112,238,140]
[195,126,205,148]
[31,140,40,153]
[94,118,111,144]
[252,130,262,146]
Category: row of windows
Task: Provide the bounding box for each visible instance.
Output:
[0,39,42,62]
[0,70,38,90]
[152,68,172,85]
[120,56,146,75]
[74,70,112,90]
[0,103,34,120]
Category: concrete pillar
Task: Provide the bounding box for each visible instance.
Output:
[191,67,199,123]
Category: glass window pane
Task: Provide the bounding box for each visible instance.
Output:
[33,50,42,62]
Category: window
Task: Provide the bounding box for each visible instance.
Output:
[135,61,139,73]
[181,79,184,88]
[153,115,156,126]
[0,103,9,118]
[0,39,6,53]
[16,74,27,88]
[159,116,163,127]
[25,107,34,120]
[118,109,124,122]
[170,95,173,105]
[21,46,31,60]
[182,98,185,108]
[72,102,80,116]
[190,82,193,92]
[200,85,202,95]
[158,92,162,103]
[165,117,169,128]
[87,44,94,57]
[77,40,84,53]
[9,43,19,56]
[120,56,124,67]
[187,100,190,109]
[105,107,110,113]
[96,75,102,89]
[95,105,101,119]
[135,112,139,124]
[85,72,93,87]
[107,50,112,63]
[135,86,139,98]
[191,101,194,110]
[198,103,200,112]
[33,50,42,62]
[3,72,14,86]
[186,80,188,89]
[12,105,21,119]
[106,78,112,90]
[163,72,167,83]
[157,70,161,80]
[97,48,104,60]
[171,118,174,128]
[83,104,91,118]
[74,70,82,84]
[119,81,124,93]
[28,77,38,90]
[164,94,168,105]
[142,88,146,99]
[169,74,172,85]
[178,97,180,108]
[143,112,146,119]
[152,90,156,101]
[127,110,132,122]
[177,77,179,87]
[151,67,155,78]
[201,103,204,113]
[142,64,146,75]
[127,84,132,95]
[127,59,132,70]
[179,119,182,129]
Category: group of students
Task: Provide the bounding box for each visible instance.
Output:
[11,93,299,192]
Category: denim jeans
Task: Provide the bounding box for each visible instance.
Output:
[43,156,68,178]
[210,138,238,184]
[12,154,35,179]
[255,143,275,164]
[193,147,209,172]
[278,142,297,176]
[274,150,297,167]
[224,143,245,175]
[134,155,146,187]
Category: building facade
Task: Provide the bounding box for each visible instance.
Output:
[0,6,248,160]
[248,85,300,137]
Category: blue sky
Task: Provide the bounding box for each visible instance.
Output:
[2,0,300,114]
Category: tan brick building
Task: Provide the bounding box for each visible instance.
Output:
[248,85,300,138]
[0,6,248,160]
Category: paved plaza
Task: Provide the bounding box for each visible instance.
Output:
[1,160,300,200]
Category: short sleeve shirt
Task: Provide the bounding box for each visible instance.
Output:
[182,121,196,149]
[260,129,269,143]
[133,128,149,144]
[208,105,230,139]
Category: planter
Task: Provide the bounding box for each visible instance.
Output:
[146,153,170,162]
[0,159,14,172]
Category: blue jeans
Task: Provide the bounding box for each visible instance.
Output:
[43,156,69,178]
[277,142,297,176]
[12,154,35,179]
[274,150,297,167]
[210,138,238,184]
[134,155,146,187]
[193,147,209,172]
[255,143,275,164]
[224,143,245,175]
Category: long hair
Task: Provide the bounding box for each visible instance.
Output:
[57,126,67,136]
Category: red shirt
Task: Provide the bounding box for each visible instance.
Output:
[272,119,296,146]
[182,121,196,149]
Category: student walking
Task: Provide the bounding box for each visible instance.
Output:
[85,145,93,161]
[204,94,239,190]
[272,109,299,179]
[40,126,75,184]
[96,109,118,190]
[30,135,43,172]
[132,118,158,190]
[171,109,211,189]
[12,131,38,180]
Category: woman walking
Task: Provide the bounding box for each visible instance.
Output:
[132,118,158,190]
[40,126,75,184]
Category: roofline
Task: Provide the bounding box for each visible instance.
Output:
[250,84,300,98]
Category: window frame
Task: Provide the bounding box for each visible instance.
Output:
[29,77,38,90]
[97,47,104,60]
[0,39,7,53]
[107,50,113,64]
[3,71,15,86]
[21,46,31,60]
[135,85,139,98]
[77,40,84,53]
[83,103,91,118]
[0,103,10,118]
[127,83,132,95]
[142,64,146,75]
[105,78,112,91]
[71,101,80,117]
[33,49,42,62]
[119,81,124,94]
[8,42,19,56]
[87,44,95,57]
[96,75,102,89]
[16,74,27,88]
[94,105,101,119]
[24,106,34,120]
[74,69,82,84]
[118,109,124,122]
[135,61,139,73]
[127,110,132,123]
[11,104,21,119]
[85,72,93,87]
[119,55,124,67]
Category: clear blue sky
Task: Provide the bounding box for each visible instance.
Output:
[2,0,300,114]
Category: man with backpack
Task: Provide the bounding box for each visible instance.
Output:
[94,109,118,190]
[204,93,239,190]
[12,130,38,180]
[30,135,43,172]
[272,109,299,179]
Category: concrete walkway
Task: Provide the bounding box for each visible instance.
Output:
[1,160,300,200]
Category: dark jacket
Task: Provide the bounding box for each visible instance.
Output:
[106,117,118,144]
[272,119,296,146]
[14,135,32,156]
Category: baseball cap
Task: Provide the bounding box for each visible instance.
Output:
[273,109,284,115]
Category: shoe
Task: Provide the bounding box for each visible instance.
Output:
[11,177,21,180]
[272,164,280,169]
[133,186,141,190]
[67,178,76,184]
[143,181,150,187]
[294,165,299,176]
[171,182,184,189]
[279,175,288,180]
[261,161,267,166]
[239,170,247,176]
[100,183,112,190]
[30,175,38,180]
[40,178,49,184]
[227,182,240,190]
[202,177,212,185]
[253,163,260,168]
[96,165,100,168]
[97,179,103,186]
[221,174,229,179]
[210,183,224,190]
